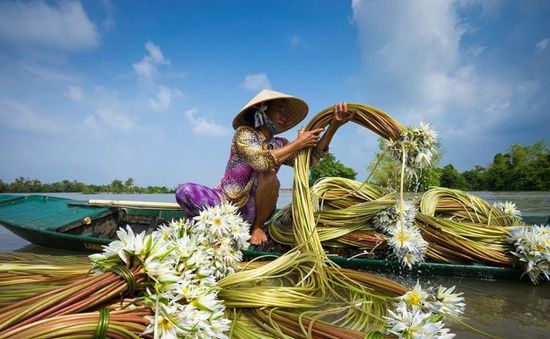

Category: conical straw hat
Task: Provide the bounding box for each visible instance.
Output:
[232,89,309,134]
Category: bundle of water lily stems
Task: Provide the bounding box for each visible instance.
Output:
[0,103,476,338]
[270,181,524,265]
[269,162,548,282]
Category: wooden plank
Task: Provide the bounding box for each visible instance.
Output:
[87,199,181,210]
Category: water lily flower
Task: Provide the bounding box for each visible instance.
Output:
[430,285,465,317]
[386,307,453,339]
[399,281,429,309]
[493,201,522,218]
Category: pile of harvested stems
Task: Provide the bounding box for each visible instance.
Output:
[417,187,520,266]
[269,178,546,282]
[0,103,473,338]
[269,177,395,249]
[0,253,91,306]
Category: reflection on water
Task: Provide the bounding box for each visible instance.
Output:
[1,192,549,337]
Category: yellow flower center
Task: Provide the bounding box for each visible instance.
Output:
[159,316,174,331]
[181,286,190,296]
[397,230,409,245]
[407,293,421,306]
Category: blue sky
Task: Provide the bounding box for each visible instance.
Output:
[0,0,549,189]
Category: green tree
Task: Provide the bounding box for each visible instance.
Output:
[0,179,7,192]
[462,165,487,191]
[416,165,442,191]
[481,141,550,191]
[309,153,357,185]
[440,164,468,190]
[124,178,135,192]
[10,177,29,192]
[109,179,124,193]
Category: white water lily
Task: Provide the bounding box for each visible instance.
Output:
[385,121,439,181]
[172,279,201,301]
[389,224,417,251]
[386,307,453,339]
[90,202,253,338]
[387,281,461,339]
[509,224,550,284]
[430,285,465,317]
[144,303,187,339]
[373,200,417,233]
[191,290,223,313]
[157,224,175,241]
[173,235,199,260]
[399,281,430,309]
[91,225,149,265]
[493,201,522,218]
[207,213,231,239]
[143,257,179,284]
[374,201,428,268]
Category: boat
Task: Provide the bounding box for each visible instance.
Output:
[1,194,548,280]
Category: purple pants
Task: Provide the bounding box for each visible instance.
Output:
[175,182,257,224]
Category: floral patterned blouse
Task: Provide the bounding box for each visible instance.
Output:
[217,126,324,207]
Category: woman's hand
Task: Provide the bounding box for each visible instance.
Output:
[295,127,324,150]
[330,102,355,129]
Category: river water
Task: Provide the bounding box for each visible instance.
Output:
[1,191,549,338]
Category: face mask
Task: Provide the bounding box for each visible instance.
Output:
[254,104,278,134]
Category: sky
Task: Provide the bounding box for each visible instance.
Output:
[0,0,549,189]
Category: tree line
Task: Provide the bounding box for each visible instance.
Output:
[2,141,548,194]
[368,140,550,191]
[439,141,550,191]
[0,177,174,194]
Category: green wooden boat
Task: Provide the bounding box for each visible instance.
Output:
[1,194,548,280]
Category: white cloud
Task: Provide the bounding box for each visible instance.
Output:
[353,0,468,110]
[465,45,486,57]
[0,99,60,133]
[85,107,135,132]
[145,41,167,63]
[290,34,302,47]
[536,38,549,51]
[349,0,550,171]
[99,0,115,31]
[351,0,515,130]
[20,61,76,83]
[148,85,182,111]
[133,41,169,81]
[241,73,272,92]
[0,1,99,51]
[185,109,231,137]
[64,85,84,101]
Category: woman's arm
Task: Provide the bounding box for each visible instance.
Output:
[316,102,355,153]
[271,128,324,165]
[270,103,354,167]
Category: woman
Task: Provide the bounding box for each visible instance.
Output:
[176,89,353,245]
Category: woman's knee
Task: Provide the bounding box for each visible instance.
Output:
[175,183,192,206]
[258,171,280,191]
